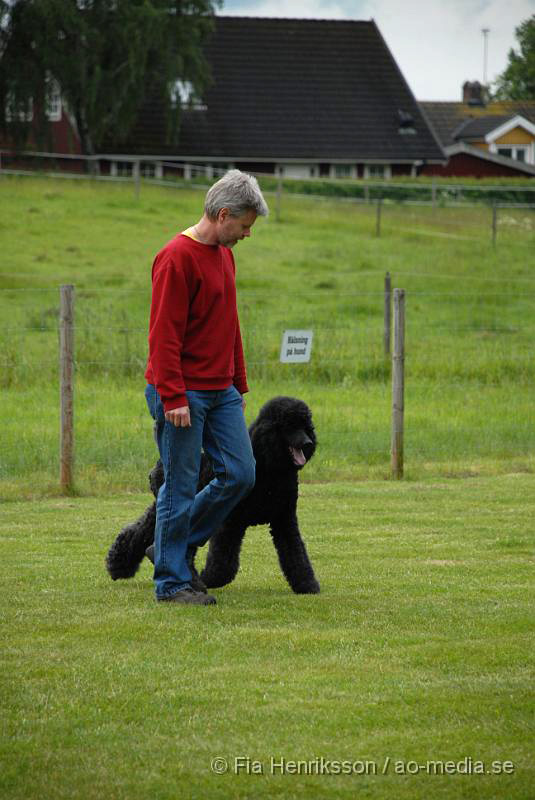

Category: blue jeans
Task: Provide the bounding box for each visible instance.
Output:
[145,384,255,599]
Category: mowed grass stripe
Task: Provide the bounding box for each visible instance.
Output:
[1,477,533,799]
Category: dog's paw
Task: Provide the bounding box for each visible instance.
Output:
[291,579,320,594]
[200,568,235,589]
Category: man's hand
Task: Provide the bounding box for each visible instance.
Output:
[165,406,191,427]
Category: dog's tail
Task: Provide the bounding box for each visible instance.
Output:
[105,502,156,580]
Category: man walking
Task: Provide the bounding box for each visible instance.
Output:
[145,170,268,605]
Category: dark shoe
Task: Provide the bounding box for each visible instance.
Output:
[157,588,216,605]
[146,544,207,594]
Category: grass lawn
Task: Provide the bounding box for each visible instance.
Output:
[1,177,535,494]
[1,375,535,501]
[1,175,533,798]
[1,476,534,800]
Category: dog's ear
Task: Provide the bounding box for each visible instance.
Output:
[249,419,271,448]
[249,419,281,466]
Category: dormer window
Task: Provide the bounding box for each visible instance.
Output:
[170,80,206,111]
[398,109,416,135]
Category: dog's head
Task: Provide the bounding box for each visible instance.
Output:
[249,396,316,472]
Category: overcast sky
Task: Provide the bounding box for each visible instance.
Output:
[219,0,535,101]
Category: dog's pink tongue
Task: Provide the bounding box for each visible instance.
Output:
[290,447,306,466]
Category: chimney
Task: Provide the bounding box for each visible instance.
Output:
[462,81,486,106]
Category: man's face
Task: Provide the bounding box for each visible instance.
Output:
[216,208,257,248]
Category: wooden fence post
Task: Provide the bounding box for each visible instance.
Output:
[376,196,383,237]
[60,284,75,491]
[384,272,391,356]
[133,160,141,199]
[275,175,283,222]
[391,288,405,479]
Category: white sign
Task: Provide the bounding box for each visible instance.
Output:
[280,330,313,363]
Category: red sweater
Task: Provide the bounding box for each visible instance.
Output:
[145,233,249,411]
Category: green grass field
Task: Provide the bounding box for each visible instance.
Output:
[0,176,534,495]
[1,476,534,800]
[1,177,534,799]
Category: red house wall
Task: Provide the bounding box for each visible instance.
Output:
[421,153,532,179]
[50,114,82,156]
[0,104,82,166]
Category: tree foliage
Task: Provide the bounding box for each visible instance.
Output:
[493,15,535,101]
[0,0,218,156]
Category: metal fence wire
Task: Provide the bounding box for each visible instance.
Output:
[1,277,534,490]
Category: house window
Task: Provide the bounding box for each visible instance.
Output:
[6,78,62,122]
[364,164,392,180]
[5,94,33,122]
[114,161,133,177]
[334,164,351,179]
[368,164,385,178]
[398,109,416,134]
[45,78,62,121]
[497,145,529,162]
[190,164,208,178]
[170,79,206,111]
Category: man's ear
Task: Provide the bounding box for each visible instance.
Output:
[217,207,231,223]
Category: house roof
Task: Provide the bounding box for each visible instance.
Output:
[452,115,513,141]
[113,16,444,163]
[421,101,535,147]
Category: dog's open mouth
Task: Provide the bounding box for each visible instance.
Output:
[289,446,306,467]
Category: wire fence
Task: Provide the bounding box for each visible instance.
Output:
[2,165,534,490]
[0,156,535,260]
[2,148,535,220]
[1,278,534,492]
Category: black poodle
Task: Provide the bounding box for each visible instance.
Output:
[106,396,320,594]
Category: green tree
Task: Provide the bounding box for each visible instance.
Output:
[493,14,535,100]
[0,0,218,158]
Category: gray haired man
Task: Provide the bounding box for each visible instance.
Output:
[144,170,268,605]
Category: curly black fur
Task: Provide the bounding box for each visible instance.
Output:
[105,396,320,594]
